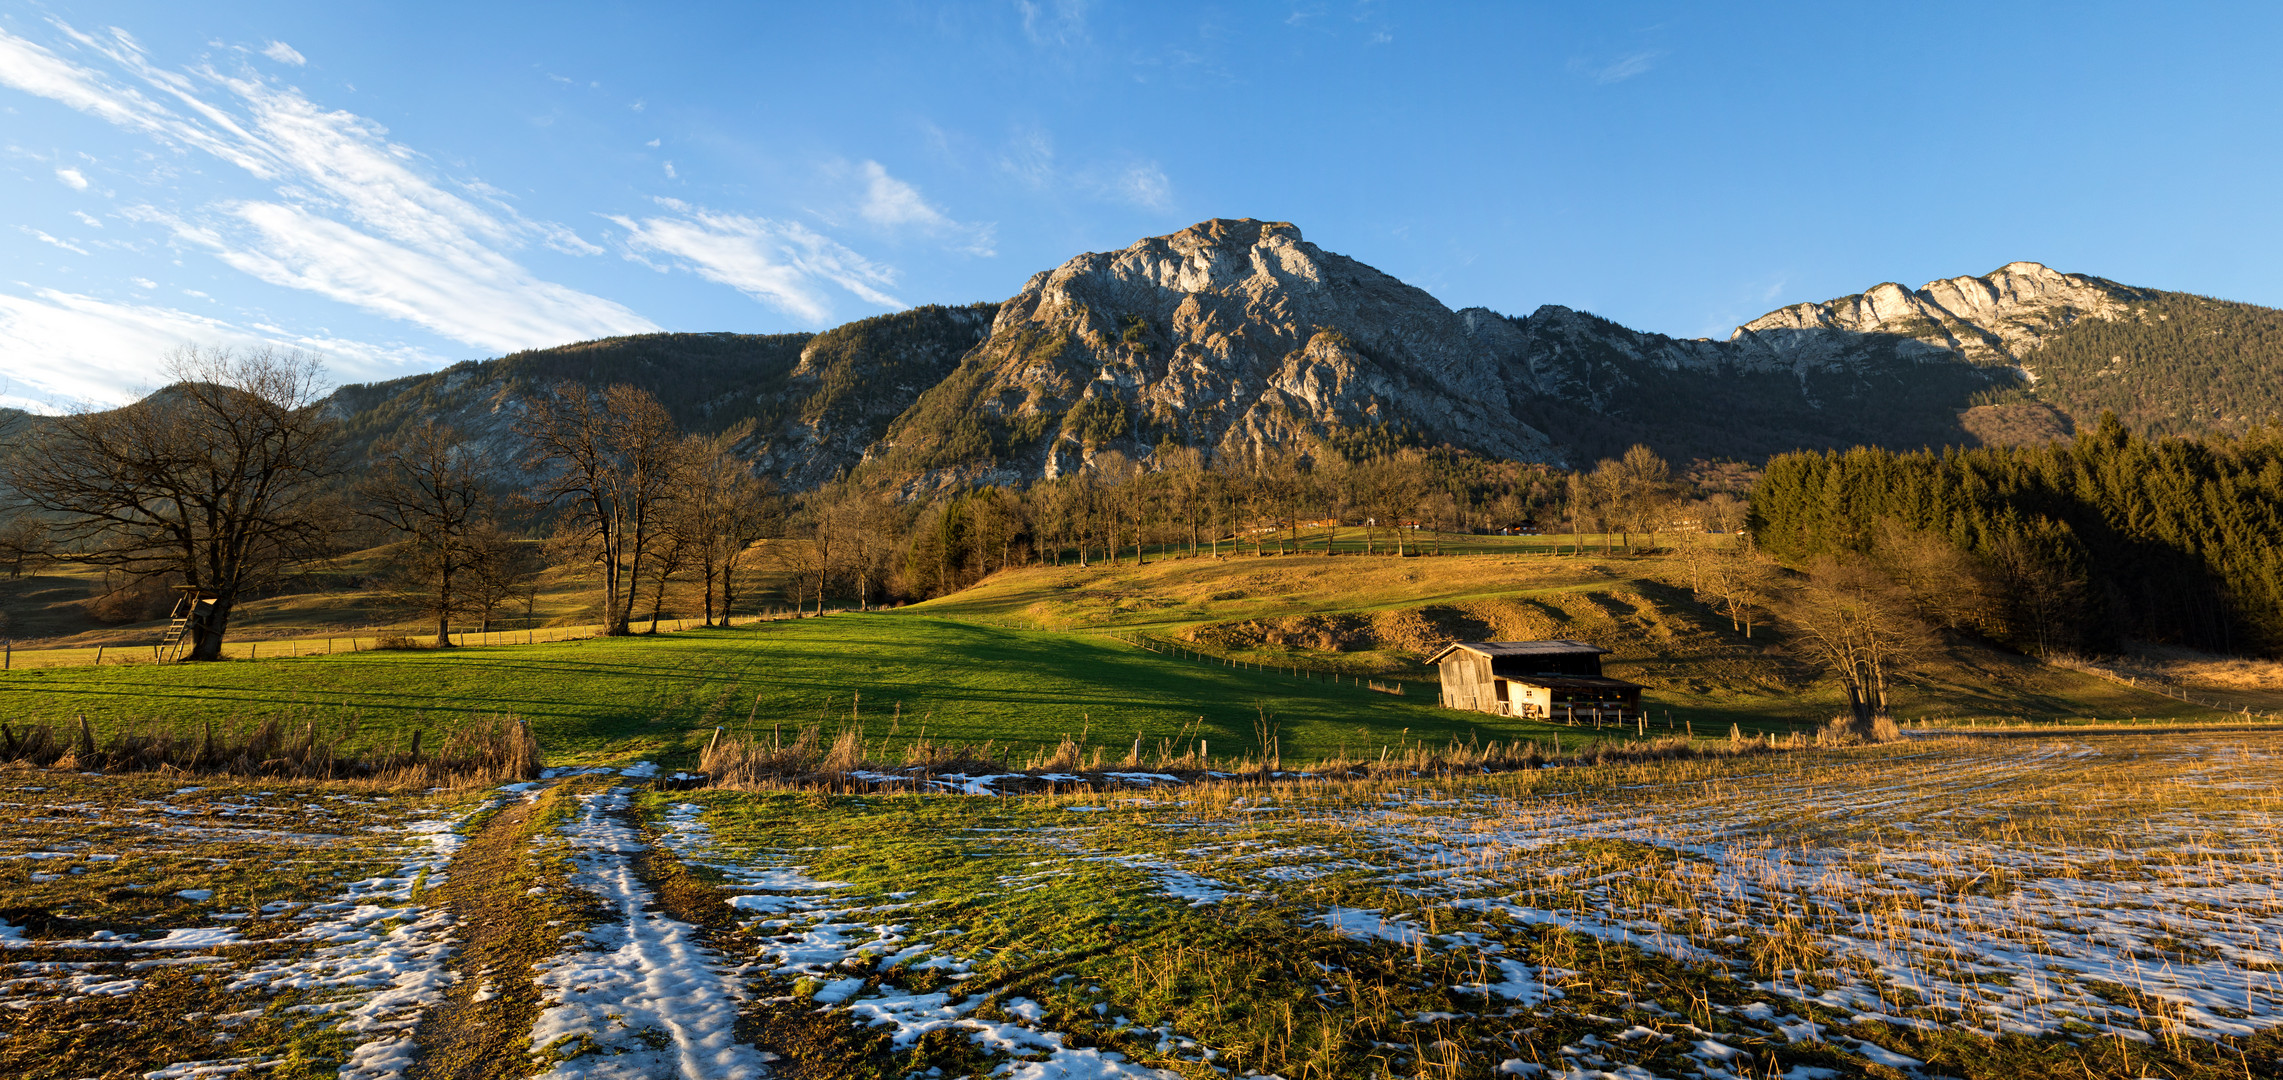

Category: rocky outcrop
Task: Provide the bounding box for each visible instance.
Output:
[1732,262,2153,370]
[869,219,1558,486]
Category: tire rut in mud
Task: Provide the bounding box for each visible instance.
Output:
[407,781,603,1080]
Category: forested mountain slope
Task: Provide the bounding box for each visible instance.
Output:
[2006,291,2283,436]
[321,304,995,488]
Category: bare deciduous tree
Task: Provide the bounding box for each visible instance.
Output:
[1790,557,1930,725]
[461,522,542,633]
[1,348,340,660]
[358,420,493,647]
[1870,519,2007,638]
[0,515,48,579]
[518,383,684,636]
[1700,539,1778,638]
[674,421,779,625]
[1616,444,1675,552]
[811,482,895,610]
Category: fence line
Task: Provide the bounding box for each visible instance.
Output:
[2066,662,2283,721]
[0,604,852,671]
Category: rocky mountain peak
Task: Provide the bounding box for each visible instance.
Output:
[1735,260,2148,365]
[886,218,1555,485]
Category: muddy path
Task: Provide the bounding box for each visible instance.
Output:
[406,781,599,1080]
[402,776,772,1080]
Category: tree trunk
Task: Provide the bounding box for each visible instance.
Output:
[184,598,231,661]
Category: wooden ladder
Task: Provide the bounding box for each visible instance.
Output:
[157,596,194,662]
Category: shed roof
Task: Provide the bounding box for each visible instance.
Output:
[1422,640,1609,665]
[1496,674,1644,692]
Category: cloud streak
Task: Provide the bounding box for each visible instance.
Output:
[856,160,996,255]
[0,286,441,410]
[996,129,1174,212]
[0,21,658,354]
[610,198,901,325]
[1017,0,1092,48]
[1590,50,1663,84]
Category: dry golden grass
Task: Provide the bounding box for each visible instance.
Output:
[0,712,541,785]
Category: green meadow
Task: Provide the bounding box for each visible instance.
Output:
[0,613,1644,765]
[3,537,2254,769]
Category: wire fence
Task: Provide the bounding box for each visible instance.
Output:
[0,606,850,671]
[2061,661,2283,721]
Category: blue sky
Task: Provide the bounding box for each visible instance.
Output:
[2,1,2278,410]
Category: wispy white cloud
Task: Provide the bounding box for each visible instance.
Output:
[1017,0,1092,48]
[1109,162,1171,211]
[0,21,654,355]
[998,128,1058,188]
[996,129,1174,213]
[54,165,88,189]
[609,198,901,325]
[72,210,102,228]
[260,40,305,66]
[855,160,996,256]
[21,227,89,254]
[127,201,650,352]
[0,286,441,410]
[858,161,948,229]
[1586,50,1663,84]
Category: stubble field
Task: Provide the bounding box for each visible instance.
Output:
[1,730,2275,1079]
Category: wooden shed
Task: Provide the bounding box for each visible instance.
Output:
[1425,640,1644,721]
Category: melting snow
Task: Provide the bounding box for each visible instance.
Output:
[526,786,768,1079]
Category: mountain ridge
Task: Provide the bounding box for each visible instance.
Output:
[33,219,2283,490]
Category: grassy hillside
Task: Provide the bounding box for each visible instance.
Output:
[0,542,628,650]
[915,535,2234,728]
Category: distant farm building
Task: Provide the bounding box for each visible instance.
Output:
[1425,640,1644,721]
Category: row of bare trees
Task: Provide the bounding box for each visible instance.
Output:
[0,346,1751,657]
[774,442,1753,606]
[0,350,784,657]
[513,384,774,637]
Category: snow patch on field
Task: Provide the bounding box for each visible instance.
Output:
[1311,740,2283,1042]
[659,800,1197,1078]
[14,789,502,1080]
[527,786,768,1080]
